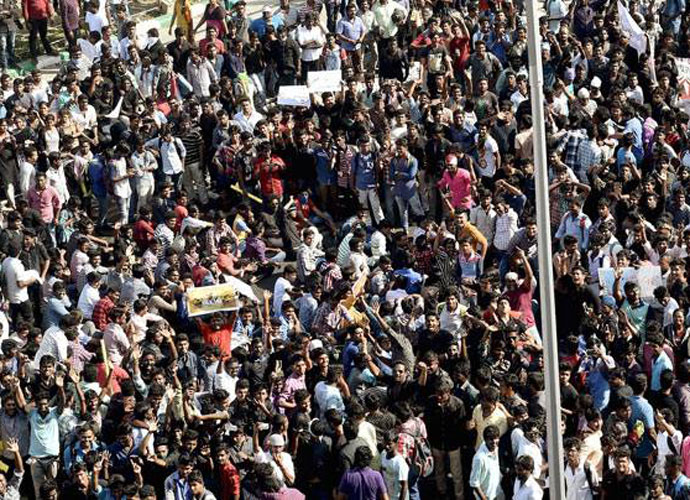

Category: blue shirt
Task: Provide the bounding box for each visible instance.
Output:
[315,147,336,186]
[447,124,477,151]
[63,441,100,474]
[390,154,418,200]
[88,156,108,198]
[353,153,378,190]
[336,15,365,51]
[651,351,674,391]
[624,117,644,159]
[29,408,60,458]
[629,394,655,458]
[342,341,360,377]
[249,18,269,38]
[394,268,423,294]
[42,297,70,330]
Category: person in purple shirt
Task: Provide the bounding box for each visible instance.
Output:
[337,446,389,500]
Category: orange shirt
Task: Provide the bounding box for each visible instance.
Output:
[200,322,232,357]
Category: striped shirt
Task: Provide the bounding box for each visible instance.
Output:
[179,127,204,166]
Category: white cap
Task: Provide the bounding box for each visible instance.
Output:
[309,339,324,351]
[269,434,285,447]
[590,76,602,89]
[577,88,590,99]
[505,272,519,282]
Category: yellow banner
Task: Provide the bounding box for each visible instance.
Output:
[186,283,240,317]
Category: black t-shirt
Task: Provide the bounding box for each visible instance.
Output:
[601,471,644,500]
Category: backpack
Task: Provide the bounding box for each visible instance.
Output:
[403,418,434,478]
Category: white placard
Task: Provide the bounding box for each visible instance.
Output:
[598,265,663,300]
[277,85,311,107]
[307,70,342,93]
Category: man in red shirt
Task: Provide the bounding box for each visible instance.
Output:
[253,142,286,200]
[199,26,226,57]
[22,0,55,60]
[133,207,155,251]
[197,312,234,357]
[216,444,240,500]
[92,288,120,331]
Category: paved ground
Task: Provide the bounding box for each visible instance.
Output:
[14,0,271,79]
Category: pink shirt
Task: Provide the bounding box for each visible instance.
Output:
[27,185,62,224]
[437,169,472,209]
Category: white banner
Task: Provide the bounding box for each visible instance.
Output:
[618,1,647,54]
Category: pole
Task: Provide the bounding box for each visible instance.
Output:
[524,3,566,498]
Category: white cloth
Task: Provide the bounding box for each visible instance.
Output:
[295,25,326,62]
[564,463,597,500]
[618,1,647,54]
[470,442,503,500]
[104,323,130,366]
[273,277,293,317]
[512,476,543,500]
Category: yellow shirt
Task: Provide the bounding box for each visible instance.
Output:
[459,222,489,254]
[472,404,509,449]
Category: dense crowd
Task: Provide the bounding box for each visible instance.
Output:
[0,0,688,497]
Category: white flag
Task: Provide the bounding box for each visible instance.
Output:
[618,1,647,54]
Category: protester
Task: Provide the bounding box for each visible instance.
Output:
[1,0,690,498]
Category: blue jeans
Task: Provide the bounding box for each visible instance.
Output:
[408,463,421,500]
[0,30,15,68]
[96,194,109,226]
[395,196,410,230]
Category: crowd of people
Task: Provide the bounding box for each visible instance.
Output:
[0,0,690,497]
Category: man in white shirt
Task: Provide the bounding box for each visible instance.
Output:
[470,425,503,500]
[72,94,98,131]
[256,434,295,486]
[564,437,598,500]
[232,97,264,134]
[186,48,217,97]
[18,147,38,199]
[77,272,102,320]
[2,240,39,325]
[33,318,74,368]
[513,455,543,500]
[295,13,326,74]
[145,127,186,189]
[109,145,133,226]
[273,266,297,317]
